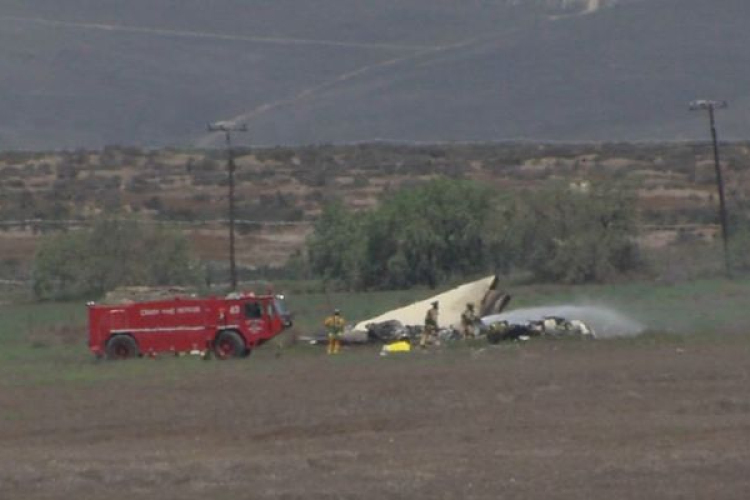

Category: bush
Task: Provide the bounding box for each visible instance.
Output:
[308,179,492,290]
[32,218,199,300]
[495,184,640,283]
[306,179,641,289]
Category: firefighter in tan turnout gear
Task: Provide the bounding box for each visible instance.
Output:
[461,302,478,340]
[420,301,439,348]
[324,309,346,355]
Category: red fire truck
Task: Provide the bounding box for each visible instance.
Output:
[88,292,292,360]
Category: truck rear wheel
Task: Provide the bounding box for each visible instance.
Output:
[214,331,245,360]
[105,335,139,360]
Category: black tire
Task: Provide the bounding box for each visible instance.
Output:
[105,335,139,360]
[214,331,246,360]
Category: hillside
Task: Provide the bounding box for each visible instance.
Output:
[1,0,749,149]
[1,142,749,283]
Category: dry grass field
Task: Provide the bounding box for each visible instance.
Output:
[1,336,749,499]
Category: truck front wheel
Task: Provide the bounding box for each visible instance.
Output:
[214,331,245,360]
[105,335,139,360]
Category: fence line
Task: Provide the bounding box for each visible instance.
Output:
[0,219,718,231]
[0,279,26,286]
[0,218,312,228]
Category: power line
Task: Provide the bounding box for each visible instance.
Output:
[689,99,731,278]
[207,122,248,291]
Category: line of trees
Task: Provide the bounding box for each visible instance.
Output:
[28,179,643,299]
[307,178,640,290]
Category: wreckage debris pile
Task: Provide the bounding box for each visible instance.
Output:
[484,316,595,343]
[365,320,460,344]
[307,276,645,347]
[353,275,508,332]
[353,275,605,344]
[365,316,595,345]
[483,305,645,339]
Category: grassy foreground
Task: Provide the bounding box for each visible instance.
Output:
[0,278,747,386]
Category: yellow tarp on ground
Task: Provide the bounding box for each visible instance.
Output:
[381,340,412,353]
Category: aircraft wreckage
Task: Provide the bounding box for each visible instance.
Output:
[302,275,597,346]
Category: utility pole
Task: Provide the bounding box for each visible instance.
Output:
[689,100,731,278]
[207,122,248,291]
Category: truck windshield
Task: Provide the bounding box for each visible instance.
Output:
[274,296,292,327]
[274,296,289,316]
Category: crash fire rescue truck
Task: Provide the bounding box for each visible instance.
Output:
[88,293,292,360]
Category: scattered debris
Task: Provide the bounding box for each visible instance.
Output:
[304,276,645,351]
[484,316,596,344]
[483,305,644,339]
[299,325,368,346]
[361,321,463,344]
[365,320,413,343]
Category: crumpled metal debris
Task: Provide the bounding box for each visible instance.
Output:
[485,316,596,344]
[366,320,412,343]
[364,321,464,344]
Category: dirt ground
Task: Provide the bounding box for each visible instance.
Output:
[1,338,749,499]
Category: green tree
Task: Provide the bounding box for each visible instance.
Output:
[499,184,640,283]
[307,179,493,290]
[32,218,199,300]
[306,200,365,288]
[365,178,491,288]
[306,179,640,289]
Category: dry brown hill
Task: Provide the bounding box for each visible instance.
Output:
[1,142,749,279]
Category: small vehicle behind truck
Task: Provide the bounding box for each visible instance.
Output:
[88,292,292,360]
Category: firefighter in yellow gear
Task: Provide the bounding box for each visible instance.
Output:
[461,302,478,340]
[324,309,346,354]
[420,301,439,348]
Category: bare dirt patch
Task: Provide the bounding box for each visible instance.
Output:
[1,338,749,499]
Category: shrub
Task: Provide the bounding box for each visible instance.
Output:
[307,179,641,289]
[307,179,492,290]
[32,218,199,300]
[496,184,641,283]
